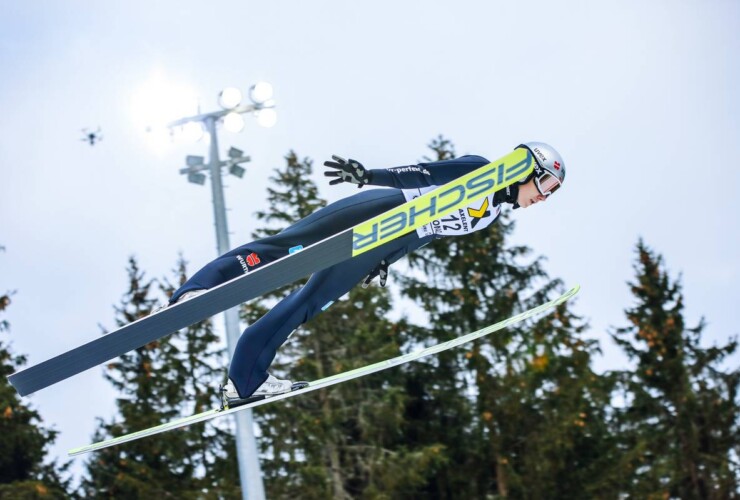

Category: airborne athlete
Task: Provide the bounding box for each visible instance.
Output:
[163,142,567,408]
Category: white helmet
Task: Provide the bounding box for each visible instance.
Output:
[516,142,566,197]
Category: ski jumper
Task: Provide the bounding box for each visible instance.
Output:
[170,155,504,398]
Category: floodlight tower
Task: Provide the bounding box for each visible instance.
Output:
[167,83,277,500]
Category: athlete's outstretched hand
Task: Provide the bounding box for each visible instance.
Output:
[362,260,389,288]
[324,155,371,188]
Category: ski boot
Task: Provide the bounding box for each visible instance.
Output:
[151,289,208,315]
[220,375,308,410]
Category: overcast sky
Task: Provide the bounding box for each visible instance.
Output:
[1,0,738,482]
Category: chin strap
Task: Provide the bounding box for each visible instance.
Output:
[493,184,520,208]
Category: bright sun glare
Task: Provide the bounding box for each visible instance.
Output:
[130,71,200,150]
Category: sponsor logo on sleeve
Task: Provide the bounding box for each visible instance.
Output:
[388,165,432,176]
[236,252,262,273]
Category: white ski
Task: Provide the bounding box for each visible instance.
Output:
[68,285,580,456]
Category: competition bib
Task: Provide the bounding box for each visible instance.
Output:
[401,185,501,238]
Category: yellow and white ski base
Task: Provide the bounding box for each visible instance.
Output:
[69,285,580,456]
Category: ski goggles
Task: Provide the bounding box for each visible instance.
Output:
[534,170,562,197]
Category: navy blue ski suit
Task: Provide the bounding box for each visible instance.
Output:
[170,155,495,398]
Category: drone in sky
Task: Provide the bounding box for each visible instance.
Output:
[81,127,103,146]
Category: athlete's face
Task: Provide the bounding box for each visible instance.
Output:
[517,178,547,208]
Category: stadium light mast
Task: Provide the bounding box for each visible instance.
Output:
[164,82,277,500]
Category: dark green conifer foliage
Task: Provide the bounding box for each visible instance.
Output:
[252,150,326,239]
[245,152,443,498]
[0,248,74,499]
[611,240,739,499]
[491,300,620,499]
[395,136,483,497]
[159,255,242,499]
[82,256,240,498]
[399,137,617,498]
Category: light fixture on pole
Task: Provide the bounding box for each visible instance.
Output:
[229,164,246,178]
[228,147,246,159]
[227,147,249,178]
[219,87,243,109]
[187,172,207,185]
[151,82,275,500]
[249,82,273,104]
[255,108,278,128]
[223,112,245,133]
[186,155,205,167]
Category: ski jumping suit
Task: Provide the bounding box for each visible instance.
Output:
[170,154,506,398]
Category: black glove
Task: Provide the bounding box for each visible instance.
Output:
[362,260,389,288]
[324,155,372,188]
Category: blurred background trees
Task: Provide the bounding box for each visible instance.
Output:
[0,248,74,499]
[3,138,736,497]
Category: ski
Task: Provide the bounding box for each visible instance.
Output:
[68,285,580,456]
[9,148,535,397]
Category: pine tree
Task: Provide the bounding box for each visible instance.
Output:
[610,240,739,499]
[159,255,241,499]
[0,247,74,498]
[398,137,619,498]
[83,256,239,498]
[252,150,326,239]
[395,136,483,498]
[489,299,621,499]
[245,151,444,498]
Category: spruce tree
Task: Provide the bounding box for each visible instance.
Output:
[488,298,621,499]
[398,137,618,498]
[395,136,482,498]
[82,256,239,498]
[245,152,444,498]
[610,240,739,498]
[159,255,241,498]
[252,150,326,239]
[0,248,74,498]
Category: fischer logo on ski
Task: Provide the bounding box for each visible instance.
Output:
[351,149,533,254]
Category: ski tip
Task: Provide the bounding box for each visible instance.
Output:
[561,284,580,302]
